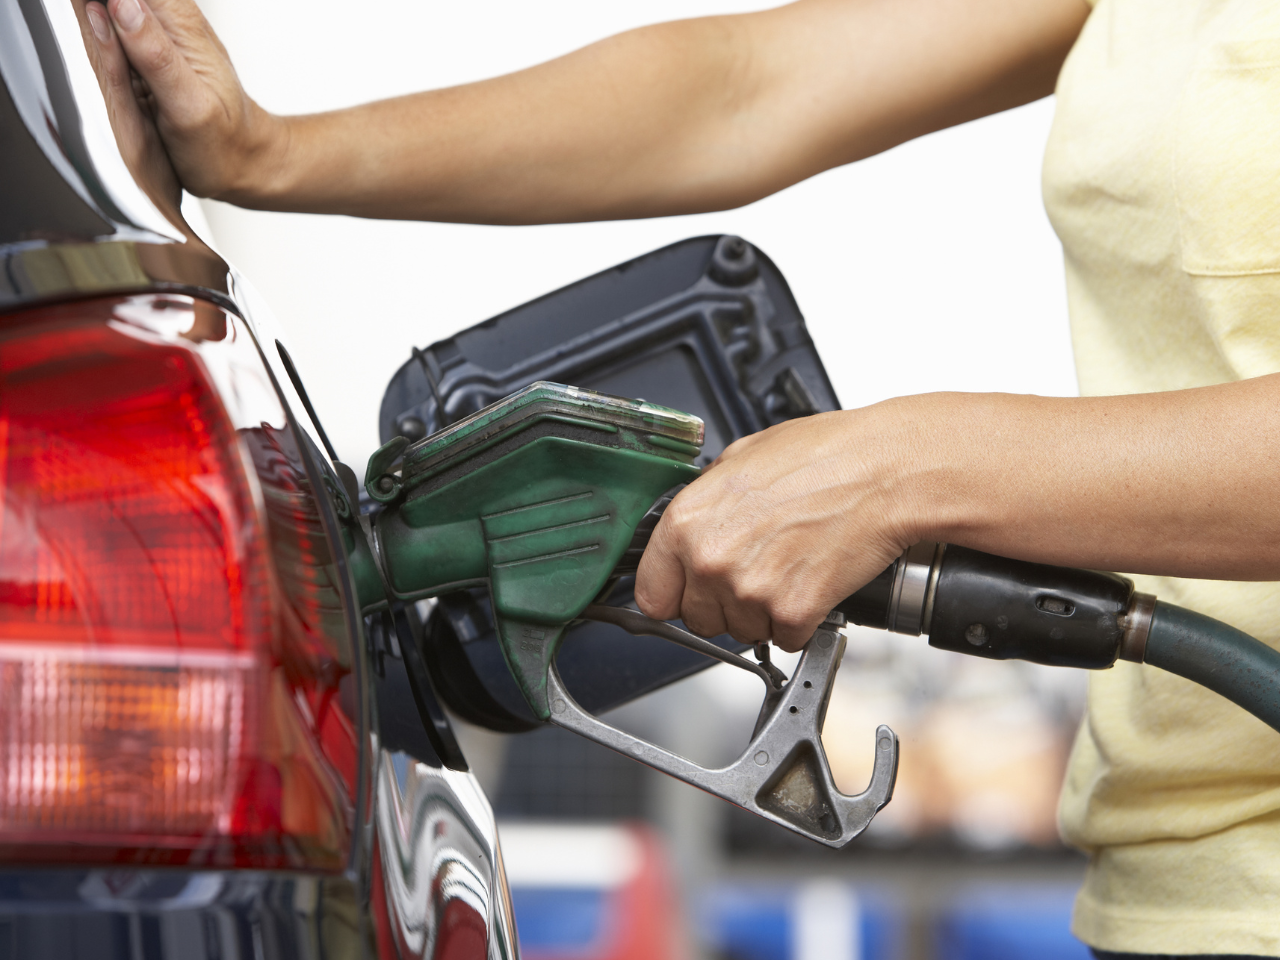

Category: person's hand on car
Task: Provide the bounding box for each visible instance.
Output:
[77,0,187,225]
[83,0,284,204]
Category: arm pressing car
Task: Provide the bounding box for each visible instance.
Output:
[88,0,1280,946]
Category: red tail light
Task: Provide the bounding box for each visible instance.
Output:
[0,296,354,869]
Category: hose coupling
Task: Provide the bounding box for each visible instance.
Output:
[886,542,945,636]
[1118,591,1156,663]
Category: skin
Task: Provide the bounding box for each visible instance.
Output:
[83,0,1280,652]
[638,385,1280,650]
[87,0,1084,220]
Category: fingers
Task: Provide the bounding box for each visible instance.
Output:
[678,598,729,640]
[635,485,778,644]
[634,513,688,622]
[722,607,774,646]
[765,601,826,653]
[85,2,113,45]
[83,3,131,92]
[79,0,185,218]
[96,0,259,200]
[146,0,234,64]
[82,3,155,137]
[634,411,909,653]
[145,0,217,42]
[106,0,200,115]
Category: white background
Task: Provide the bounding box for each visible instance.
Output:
[196,0,1078,468]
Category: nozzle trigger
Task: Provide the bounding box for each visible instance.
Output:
[548,610,898,848]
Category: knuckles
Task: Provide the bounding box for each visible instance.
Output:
[632,584,677,622]
[768,600,815,634]
[677,606,726,640]
[688,541,733,581]
[725,573,774,609]
[136,32,179,77]
[765,593,825,651]
[659,498,700,538]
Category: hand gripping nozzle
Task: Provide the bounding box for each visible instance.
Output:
[545,607,899,848]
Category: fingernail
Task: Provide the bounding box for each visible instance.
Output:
[112,0,145,33]
[86,3,112,43]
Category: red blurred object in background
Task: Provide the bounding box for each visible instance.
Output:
[503,822,689,960]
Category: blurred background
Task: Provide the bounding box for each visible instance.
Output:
[192,1,1089,957]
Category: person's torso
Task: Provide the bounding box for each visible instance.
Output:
[1043,0,1280,949]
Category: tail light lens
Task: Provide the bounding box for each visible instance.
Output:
[0,296,355,869]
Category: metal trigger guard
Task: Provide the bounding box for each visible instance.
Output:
[547,606,899,848]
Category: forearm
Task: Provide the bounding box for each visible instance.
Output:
[224,0,1089,221]
[895,377,1280,581]
[635,375,1280,649]
[241,19,757,221]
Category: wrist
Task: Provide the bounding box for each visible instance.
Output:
[874,392,993,549]
[219,104,296,209]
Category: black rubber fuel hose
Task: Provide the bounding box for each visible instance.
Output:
[839,546,1280,736]
[1144,602,1280,735]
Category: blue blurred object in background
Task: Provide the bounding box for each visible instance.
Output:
[696,882,900,960]
[511,888,610,953]
[936,884,1090,960]
[692,880,1088,960]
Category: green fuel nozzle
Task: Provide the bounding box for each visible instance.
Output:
[359,381,898,849]
[363,382,703,718]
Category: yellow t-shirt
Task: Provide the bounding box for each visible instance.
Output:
[1044,0,1280,951]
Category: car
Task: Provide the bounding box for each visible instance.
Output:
[0,3,839,957]
[1,1,517,954]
